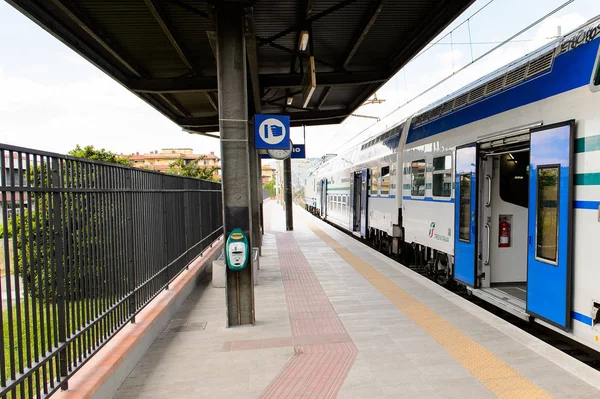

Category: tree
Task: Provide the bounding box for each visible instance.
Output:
[16,144,129,299]
[68,144,130,166]
[166,155,219,181]
[263,178,276,198]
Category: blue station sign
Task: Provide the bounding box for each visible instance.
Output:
[254,114,290,149]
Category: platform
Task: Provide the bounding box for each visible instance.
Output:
[114,201,600,399]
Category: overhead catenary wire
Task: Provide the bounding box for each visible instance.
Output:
[336,0,576,151]
[323,0,497,150]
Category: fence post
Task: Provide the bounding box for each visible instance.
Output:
[125,169,136,323]
[183,179,191,268]
[162,175,169,290]
[51,157,68,390]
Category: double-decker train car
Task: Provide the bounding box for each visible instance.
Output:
[304,16,600,351]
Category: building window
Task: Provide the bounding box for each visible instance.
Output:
[432,155,452,197]
[411,160,425,197]
[459,174,471,242]
[536,166,559,263]
[381,166,390,195]
[370,168,379,195]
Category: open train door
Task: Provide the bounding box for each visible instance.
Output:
[454,146,477,287]
[320,179,327,218]
[360,169,369,237]
[526,121,575,330]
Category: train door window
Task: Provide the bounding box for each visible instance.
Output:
[381,166,390,195]
[411,160,426,197]
[370,168,379,195]
[459,174,471,242]
[432,155,452,197]
[592,45,600,89]
[500,152,529,207]
[536,166,559,263]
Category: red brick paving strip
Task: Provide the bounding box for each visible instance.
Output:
[259,233,357,399]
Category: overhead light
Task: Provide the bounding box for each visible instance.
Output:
[286,96,293,105]
[298,30,309,51]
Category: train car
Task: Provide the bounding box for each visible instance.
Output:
[307,122,405,251]
[304,16,600,352]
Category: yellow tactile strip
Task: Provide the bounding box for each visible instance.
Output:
[307,222,553,399]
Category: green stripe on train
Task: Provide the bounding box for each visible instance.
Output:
[575,135,600,153]
[575,173,600,185]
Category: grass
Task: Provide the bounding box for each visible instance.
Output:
[2,295,128,399]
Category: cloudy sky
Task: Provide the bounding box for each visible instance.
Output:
[1,0,599,158]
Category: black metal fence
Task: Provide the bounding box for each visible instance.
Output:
[0,144,223,398]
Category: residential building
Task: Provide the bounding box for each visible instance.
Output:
[127,148,221,179]
[1,153,29,217]
[261,163,276,185]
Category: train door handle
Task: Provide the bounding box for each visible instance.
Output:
[484,223,491,266]
[485,175,492,208]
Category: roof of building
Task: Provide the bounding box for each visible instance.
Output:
[129,151,220,161]
[7,0,473,134]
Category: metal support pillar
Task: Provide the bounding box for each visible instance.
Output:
[248,126,261,259]
[258,156,264,236]
[284,157,293,230]
[216,2,254,326]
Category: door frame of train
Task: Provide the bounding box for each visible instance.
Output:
[526,120,575,330]
[454,144,478,287]
[320,179,327,218]
[350,171,362,232]
[360,169,369,237]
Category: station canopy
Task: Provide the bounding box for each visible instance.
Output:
[9,0,473,134]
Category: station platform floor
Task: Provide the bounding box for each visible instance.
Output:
[114,201,600,399]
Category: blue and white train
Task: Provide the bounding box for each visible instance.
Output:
[304,16,600,351]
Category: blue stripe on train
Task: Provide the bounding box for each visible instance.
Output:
[406,37,600,144]
[402,198,598,208]
[402,196,455,203]
[572,311,593,326]
[574,200,600,209]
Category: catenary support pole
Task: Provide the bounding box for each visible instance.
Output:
[216,2,254,326]
[284,157,293,230]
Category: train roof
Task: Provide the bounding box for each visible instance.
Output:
[312,119,405,175]
[411,15,600,127]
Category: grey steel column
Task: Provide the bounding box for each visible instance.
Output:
[248,126,261,260]
[258,156,264,237]
[216,2,254,326]
[284,157,293,230]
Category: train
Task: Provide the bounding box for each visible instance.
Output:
[303,16,600,352]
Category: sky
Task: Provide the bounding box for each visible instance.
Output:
[1,0,599,159]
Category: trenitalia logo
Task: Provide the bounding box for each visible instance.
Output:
[428,222,435,238]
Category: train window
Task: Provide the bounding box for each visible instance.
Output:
[536,166,559,263]
[370,168,379,195]
[432,155,452,197]
[381,166,390,195]
[459,174,471,242]
[411,160,426,196]
[593,46,600,87]
[499,153,529,207]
